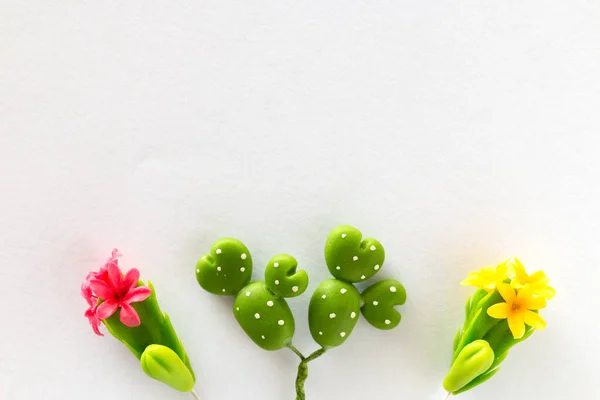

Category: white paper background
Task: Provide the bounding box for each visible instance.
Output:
[2,1,600,399]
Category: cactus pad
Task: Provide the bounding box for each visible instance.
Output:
[264,254,309,298]
[233,281,296,350]
[324,225,385,283]
[195,238,253,296]
[308,278,361,348]
[360,279,407,330]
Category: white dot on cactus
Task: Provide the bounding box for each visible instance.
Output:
[340,332,346,337]
[370,245,376,251]
[217,266,222,271]
[196,269,200,273]
[390,286,397,292]
[385,319,391,325]
[292,286,299,292]
[373,301,379,306]
[319,331,323,335]
[278,320,285,326]
[216,249,222,254]
[222,289,226,292]
[353,256,359,261]
[261,335,266,339]
[340,288,347,294]
[351,312,356,318]
[361,275,366,280]
[374,265,380,271]
[274,262,279,268]
[236,307,240,311]
[275,280,280,285]
[336,266,341,270]
[330,313,336,318]
[241,253,247,260]
[254,313,261,319]
[341,233,347,238]
[240,267,246,272]
[267,301,274,307]
[322,294,327,299]
[246,291,251,297]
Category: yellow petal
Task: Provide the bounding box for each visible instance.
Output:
[512,258,529,282]
[529,271,549,285]
[487,303,509,319]
[497,283,516,303]
[508,315,526,339]
[523,310,547,330]
[460,272,481,287]
[536,284,556,299]
[526,295,547,310]
[518,286,547,310]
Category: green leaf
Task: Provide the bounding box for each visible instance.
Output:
[453,290,503,361]
[102,281,195,381]
[141,344,195,392]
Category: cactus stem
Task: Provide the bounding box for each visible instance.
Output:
[287,343,306,361]
[190,389,201,400]
[294,348,326,400]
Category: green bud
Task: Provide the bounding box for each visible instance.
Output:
[140,344,195,392]
[443,340,494,393]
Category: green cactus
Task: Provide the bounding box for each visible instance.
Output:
[298,225,407,399]
[233,281,296,350]
[360,279,407,330]
[308,279,361,349]
[195,238,252,296]
[196,240,308,352]
[325,225,385,283]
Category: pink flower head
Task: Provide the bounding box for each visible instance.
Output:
[88,254,152,327]
[81,249,151,334]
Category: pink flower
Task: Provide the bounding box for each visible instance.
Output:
[81,282,103,336]
[88,259,151,327]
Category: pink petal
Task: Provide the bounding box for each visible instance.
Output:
[91,320,103,336]
[122,268,140,292]
[85,308,104,336]
[107,263,122,290]
[124,286,152,303]
[89,279,115,300]
[119,303,141,327]
[96,300,119,319]
[81,283,93,306]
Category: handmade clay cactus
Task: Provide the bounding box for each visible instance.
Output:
[294,225,407,399]
[196,239,308,351]
[308,225,406,347]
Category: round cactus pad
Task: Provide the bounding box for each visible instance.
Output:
[233,281,296,350]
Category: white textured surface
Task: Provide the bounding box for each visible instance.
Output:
[1,2,599,399]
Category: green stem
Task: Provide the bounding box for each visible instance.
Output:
[294,348,326,400]
[287,343,306,361]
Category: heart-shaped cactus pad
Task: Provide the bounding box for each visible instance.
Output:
[195,238,253,296]
[324,225,385,283]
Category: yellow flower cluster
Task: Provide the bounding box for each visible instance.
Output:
[460,258,555,339]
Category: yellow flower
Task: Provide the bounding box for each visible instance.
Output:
[487,284,547,339]
[510,257,556,299]
[460,262,510,292]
